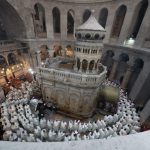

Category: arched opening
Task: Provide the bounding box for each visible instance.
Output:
[111,5,127,38]
[33,3,46,38]
[7,53,17,65]
[83,9,91,23]
[89,60,95,72]
[77,58,80,70]
[115,53,129,82]
[40,45,49,62]
[102,50,114,76]
[0,55,7,68]
[0,20,7,40]
[129,0,148,39]
[53,7,61,35]
[66,45,74,57]
[67,10,74,35]
[0,0,26,39]
[82,59,88,72]
[99,8,108,28]
[128,58,144,92]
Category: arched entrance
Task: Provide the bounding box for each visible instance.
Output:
[111,5,127,39]
[33,3,47,38]
[53,7,61,35]
[99,8,108,28]
[67,10,74,35]
[129,0,148,39]
[83,9,91,23]
[7,53,17,65]
[0,0,26,39]
[82,59,88,72]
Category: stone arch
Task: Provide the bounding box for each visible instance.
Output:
[0,0,26,39]
[7,53,17,65]
[129,0,148,39]
[82,59,88,72]
[119,53,129,62]
[128,58,144,92]
[89,60,95,72]
[99,8,108,28]
[40,45,49,61]
[115,53,129,82]
[67,9,74,35]
[111,5,127,38]
[66,45,73,57]
[83,9,91,23]
[0,55,7,68]
[33,3,46,37]
[102,50,114,76]
[52,7,61,34]
[77,57,80,70]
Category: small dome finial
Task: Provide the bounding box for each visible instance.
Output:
[91,9,95,14]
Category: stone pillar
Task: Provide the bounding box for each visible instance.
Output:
[86,62,90,74]
[74,59,78,71]
[37,51,41,67]
[75,10,82,29]
[118,4,137,44]
[61,9,67,40]
[104,8,116,43]
[45,8,54,39]
[121,67,133,89]
[92,62,97,74]
[109,60,118,81]
[79,61,82,73]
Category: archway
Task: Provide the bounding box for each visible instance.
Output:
[77,57,80,70]
[115,53,129,82]
[0,55,7,68]
[53,7,61,34]
[82,59,88,72]
[99,8,108,28]
[83,9,91,23]
[102,50,114,76]
[111,5,127,38]
[128,58,144,92]
[129,0,148,39]
[33,3,46,37]
[7,53,17,65]
[0,0,26,39]
[40,45,49,62]
[67,10,74,35]
[89,60,95,72]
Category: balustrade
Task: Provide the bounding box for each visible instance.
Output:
[38,66,107,86]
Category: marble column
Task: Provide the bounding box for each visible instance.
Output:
[92,62,97,74]
[79,62,82,73]
[45,8,54,39]
[86,62,90,74]
[61,9,67,40]
[104,7,116,43]
[36,51,41,67]
[74,59,78,71]
[109,60,118,81]
[121,67,133,89]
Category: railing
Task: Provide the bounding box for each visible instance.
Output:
[0,40,19,48]
[37,66,107,87]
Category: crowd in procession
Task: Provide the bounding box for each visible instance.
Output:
[0,80,141,142]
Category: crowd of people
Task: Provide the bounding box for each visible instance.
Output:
[0,80,141,142]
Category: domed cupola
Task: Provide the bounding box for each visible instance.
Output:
[74,10,107,74]
[75,10,106,42]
